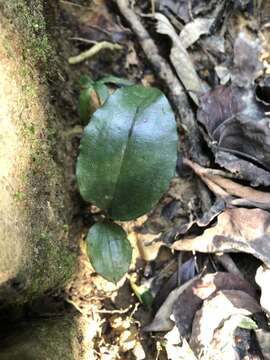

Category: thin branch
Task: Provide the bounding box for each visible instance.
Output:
[115,0,207,165]
[68,41,123,65]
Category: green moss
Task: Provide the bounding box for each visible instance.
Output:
[0,0,52,72]
[0,317,80,359]
[0,1,77,308]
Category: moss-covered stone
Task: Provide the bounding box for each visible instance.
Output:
[0,2,78,307]
[0,317,81,359]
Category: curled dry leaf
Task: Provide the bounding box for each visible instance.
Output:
[173,272,256,338]
[255,265,270,314]
[179,17,215,49]
[189,290,261,358]
[155,13,205,104]
[144,276,200,332]
[145,271,255,334]
[255,329,270,360]
[164,326,197,360]
[204,314,257,360]
[172,207,270,267]
[185,159,270,209]
[157,0,221,24]
[232,31,262,87]
[197,31,270,185]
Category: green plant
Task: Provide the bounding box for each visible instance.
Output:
[76,81,178,283]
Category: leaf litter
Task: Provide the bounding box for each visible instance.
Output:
[63,0,270,358]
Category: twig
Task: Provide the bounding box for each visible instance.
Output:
[59,0,86,8]
[68,41,123,64]
[115,0,207,165]
[69,37,97,44]
[214,254,244,279]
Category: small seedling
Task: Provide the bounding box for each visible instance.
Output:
[76,80,178,283]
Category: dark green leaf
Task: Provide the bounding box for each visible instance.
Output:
[86,222,132,283]
[77,84,178,220]
[130,280,154,309]
[99,75,134,86]
[94,82,109,104]
[79,75,93,88]
[79,85,95,124]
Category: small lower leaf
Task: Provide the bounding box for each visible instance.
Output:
[86,222,132,283]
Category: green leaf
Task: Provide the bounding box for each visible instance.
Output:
[94,82,109,104]
[76,84,178,220]
[238,316,258,330]
[86,222,132,283]
[130,280,153,309]
[79,85,95,124]
[99,75,134,86]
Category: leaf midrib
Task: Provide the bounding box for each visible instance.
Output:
[107,102,144,214]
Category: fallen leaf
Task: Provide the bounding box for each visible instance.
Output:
[197,33,270,186]
[152,257,197,313]
[255,265,270,314]
[208,315,257,360]
[232,31,263,87]
[189,290,261,358]
[155,13,205,104]
[144,276,200,332]
[179,17,215,49]
[184,159,270,208]
[172,207,270,267]
[165,326,197,360]
[255,329,270,360]
[157,0,221,24]
[173,272,256,338]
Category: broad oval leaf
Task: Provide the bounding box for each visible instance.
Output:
[76,84,178,220]
[86,222,132,283]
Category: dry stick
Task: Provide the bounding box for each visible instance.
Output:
[68,41,123,64]
[115,0,207,165]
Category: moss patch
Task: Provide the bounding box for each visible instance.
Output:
[0,4,78,307]
[0,0,52,72]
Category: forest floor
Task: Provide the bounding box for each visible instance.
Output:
[3,0,270,359]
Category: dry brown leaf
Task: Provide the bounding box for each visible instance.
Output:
[255,265,270,315]
[144,276,200,332]
[184,159,270,207]
[179,17,215,49]
[173,272,256,338]
[255,329,270,360]
[189,290,261,358]
[172,207,270,267]
[155,13,205,104]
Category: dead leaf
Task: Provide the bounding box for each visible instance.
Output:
[179,17,215,49]
[232,31,262,87]
[185,159,270,208]
[208,314,258,360]
[255,329,270,360]
[197,36,270,186]
[157,0,221,24]
[215,151,270,187]
[173,272,256,338]
[172,207,270,267]
[255,265,270,314]
[165,326,197,360]
[189,290,261,358]
[144,276,200,332]
[152,257,197,313]
[155,13,206,104]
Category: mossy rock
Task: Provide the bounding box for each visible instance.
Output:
[0,2,77,306]
[0,317,81,359]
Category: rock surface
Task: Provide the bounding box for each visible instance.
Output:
[0,317,81,359]
[0,1,77,307]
